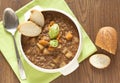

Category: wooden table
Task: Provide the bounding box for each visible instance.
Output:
[0,0,120,83]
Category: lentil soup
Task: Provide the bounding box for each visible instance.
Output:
[21,11,79,69]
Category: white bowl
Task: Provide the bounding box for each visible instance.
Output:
[19,6,82,76]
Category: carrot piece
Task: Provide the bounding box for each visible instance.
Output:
[39,40,49,46]
[57,33,61,40]
[37,43,44,50]
[65,31,73,40]
[48,21,55,29]
[48,46,55,51]
[57,33,62,43]
[58,39,62,43]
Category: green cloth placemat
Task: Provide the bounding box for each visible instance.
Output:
[0,0,97,83]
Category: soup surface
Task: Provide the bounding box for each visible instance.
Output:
[22,11,79,69]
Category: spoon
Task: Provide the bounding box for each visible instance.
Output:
[3,8,26,80]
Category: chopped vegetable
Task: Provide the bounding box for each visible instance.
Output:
[57,33,61,40]
[62,47,68,54]
[48,23,59,39]
[53,56,61,63]
[37,43,44,50]
[58,39,62,43]
[50,63,55,67]
[43,48,50,55]
[65,51,73,58]
[73,36,79,43]
[39,40,49,46]
[60,61,66,67]
[65,31,73,40]
[48,46,55,51]
[57,44,62,48]
[50,40,59,47]
[41,36,50,41]
[48,21,55,29]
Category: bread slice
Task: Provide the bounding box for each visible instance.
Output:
[30,10,45,27]
[89,54,111,69]
[18,21,42,37]
[95,27,117,55]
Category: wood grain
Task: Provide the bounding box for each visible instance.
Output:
[0,0,120,83]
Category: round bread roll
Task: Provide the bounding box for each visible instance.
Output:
[18,21,42,37]
[89,54,111,69]
[30,10,45,27]
[95,26,117,55]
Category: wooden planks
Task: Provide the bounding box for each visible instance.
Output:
[0,0,120,83]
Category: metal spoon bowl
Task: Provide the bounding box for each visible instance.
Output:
[3,8,26,80]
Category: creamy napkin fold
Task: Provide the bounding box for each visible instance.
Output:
[0,0,97,83]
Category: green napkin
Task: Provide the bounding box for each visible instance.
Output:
[0,0,97,83]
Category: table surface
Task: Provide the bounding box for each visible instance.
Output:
[0,0,120,83]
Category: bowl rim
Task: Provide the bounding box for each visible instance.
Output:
[19,8,83,73]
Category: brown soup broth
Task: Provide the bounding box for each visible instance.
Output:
[21,11,79,69]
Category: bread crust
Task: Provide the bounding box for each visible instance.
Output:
[95,27,117,55]
[18,21,42,37]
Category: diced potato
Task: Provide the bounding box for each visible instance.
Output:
[26,49,31,54]
[62,47,68,54]
[41,36,50,41]
[65,31,73,40]
[57,44,62,48]
[31,57,35,62]
[43,48,50,55]
[73,36,79,43]
[39,56,46,61]
[60,61,66,67]
[37,43,44,50]
[30,38,36,45]
[53,56,60,63]
[50,63,55,67]
[39,40,49,46]
[45,66,53,69]
[65,51,73,58]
